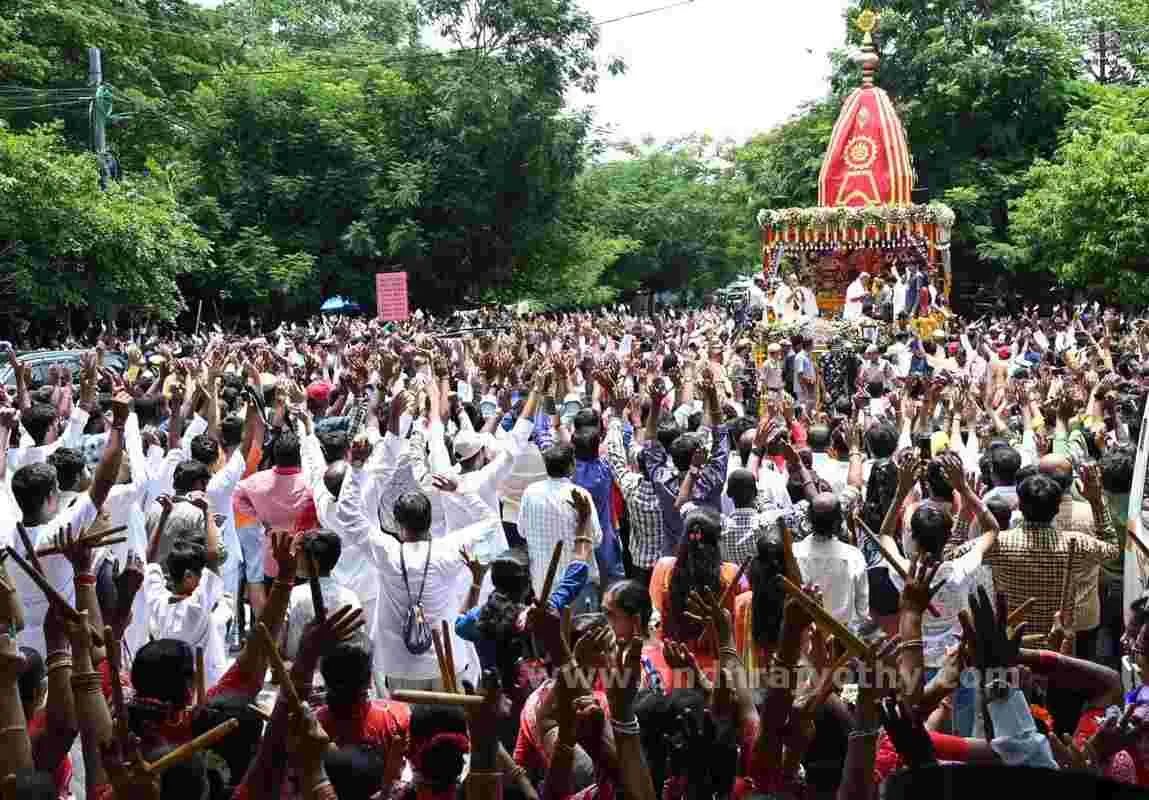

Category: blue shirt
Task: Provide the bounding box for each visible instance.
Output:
[454,561,590,668]
[575,457,625,580]
[638,425,731,556]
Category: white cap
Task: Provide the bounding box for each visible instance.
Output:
[453,430,484,462]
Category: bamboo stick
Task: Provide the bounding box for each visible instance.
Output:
[388,689,485,707]
[147,719,240,773]
[440,619,458,694]
[777,576,869,658]
[195,647,206,706]
[254,622,301,711]
[431,626,452,691]
[307,552,326,624]
[540,541,563,604]
[1006,598,1036,627]
[719,556,751,610]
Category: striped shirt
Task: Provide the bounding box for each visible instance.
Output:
[954,502,1118,644]
[604,419,663,570]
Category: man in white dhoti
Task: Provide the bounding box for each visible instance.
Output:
[844,272,872,321]
[772,273,818,322]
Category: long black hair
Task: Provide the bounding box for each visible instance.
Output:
[666,508,723,643]
[749,534,786,649]
[635,689,739,800]
[861,458,898,539]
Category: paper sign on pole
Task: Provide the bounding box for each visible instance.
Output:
[375,272,409,321]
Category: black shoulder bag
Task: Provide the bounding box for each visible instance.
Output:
[399,541,434,655]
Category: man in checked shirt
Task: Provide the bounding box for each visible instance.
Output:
[952,462,1119,649]
[604,410,663,589]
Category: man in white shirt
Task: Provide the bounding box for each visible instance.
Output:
[877,452,1000,735]
[202,403,263,599]
[792,493,868,629]
[891,266,907,320]
[748,274,770,314]
[773,273,819,323]
[844,272,872,321]
[520,442,604,606]
[281,531,363,660]
[144,500,228,688]
[8,393,128,657]
[7,403,90,475]
[339,438,500,690]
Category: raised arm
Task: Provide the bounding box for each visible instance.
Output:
[87,390,130,512]
[877,451,918,576]
[0,627,32,777]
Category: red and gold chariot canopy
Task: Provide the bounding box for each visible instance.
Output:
[758,10,953,257]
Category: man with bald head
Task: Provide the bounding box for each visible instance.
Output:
[792,491,868,629]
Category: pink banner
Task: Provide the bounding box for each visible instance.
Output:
[375,272,409,321]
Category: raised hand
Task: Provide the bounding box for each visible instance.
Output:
[939,451,967,493]
[878,696,937,769]
[430,473,459,493]
[111,389,133,427]
[296,604,365,667]
[901,553,942,614]
[968,587,1025,694]
[894,449,922,495]
[685,587,732,646]
[1080,462,1105,505]
[572,624,614,671]
[99,732,160,800]
[270,529,298,582]
[567,488,593,529]
[460,546,488,587]
[607,636,644,721]
[51,524,98,574]
[285,704,332,776]
[349,435,372,467]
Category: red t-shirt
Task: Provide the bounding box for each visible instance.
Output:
[28,710,72,799]
[316,700,411,783]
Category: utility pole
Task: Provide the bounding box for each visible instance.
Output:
[88,47,114,188]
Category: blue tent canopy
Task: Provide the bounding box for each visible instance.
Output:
[320,296,362,314]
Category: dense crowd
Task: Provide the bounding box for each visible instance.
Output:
[1,283,1148,800]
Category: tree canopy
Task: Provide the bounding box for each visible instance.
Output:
[2,0,1149,324]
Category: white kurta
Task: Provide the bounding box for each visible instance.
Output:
[844,279,868,320]
[145,564,228,689]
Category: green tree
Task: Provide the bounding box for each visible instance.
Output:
[1046,0,1149,85]
[994,85,1149,301]
[0,123,210,323]
[0,0,242,164]
[732,100,838,212]
[578,139,758,295]
[182,65,392,312]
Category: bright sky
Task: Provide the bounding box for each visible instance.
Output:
[567,0,850,146]
[193,0,851,146]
